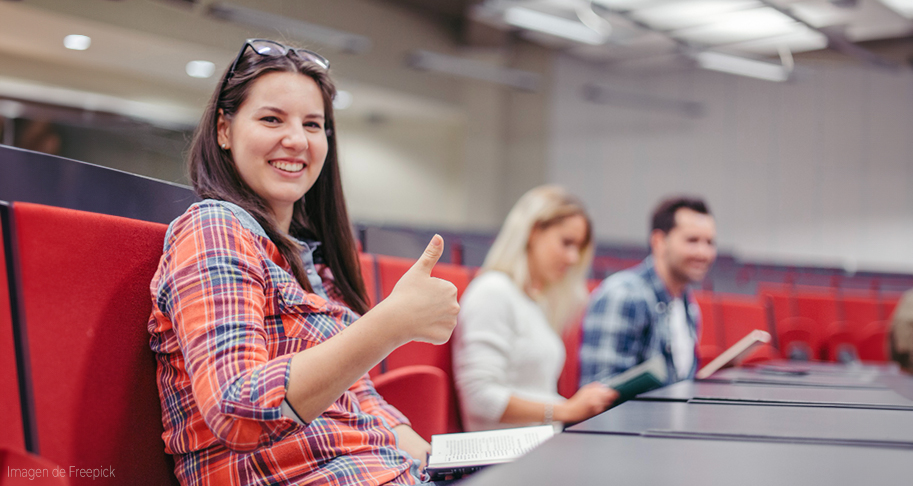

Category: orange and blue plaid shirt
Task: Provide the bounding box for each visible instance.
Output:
[148,200,417,485]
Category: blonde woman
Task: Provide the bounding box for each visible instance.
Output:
[452,185,617,432]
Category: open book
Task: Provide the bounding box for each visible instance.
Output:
[600,355,667,402]
[425,424,555,480]
[696,329,772,379]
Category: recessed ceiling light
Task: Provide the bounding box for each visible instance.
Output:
[63,35,91,51]
[185,60,216,79]
[333,90,352,110]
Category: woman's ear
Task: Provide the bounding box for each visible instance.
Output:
[216,109,231,149]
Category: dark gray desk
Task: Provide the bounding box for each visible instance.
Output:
[566,400,913,448]
[704,367,887,389]
[457,432,911,486]
[639,380,913,410]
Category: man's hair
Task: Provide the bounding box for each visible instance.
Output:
[651,196,711,234]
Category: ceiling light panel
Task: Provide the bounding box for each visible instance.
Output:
[630,0,762,31]
[721,28,828,56]
[673,7,803,45]
[591,0,665,11]
[788,1,854,28]
[880,0,913,19]
[505,7,608,45]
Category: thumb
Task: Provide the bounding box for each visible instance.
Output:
[410,234,444,276]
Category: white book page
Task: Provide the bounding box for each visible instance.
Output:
[427,425,554,468]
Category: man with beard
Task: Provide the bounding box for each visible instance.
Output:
[580,197,717,387]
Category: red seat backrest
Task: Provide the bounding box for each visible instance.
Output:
[857,320,890,362]
[11,202,177,485]
[795,288,838,333]
[0,221,25,450]
[692,291,722,364]
[358,253,379,307]
[777,317,822,360]
[557,316,583,399]
[716,294,770,348]
[841,292,880,334]
[882,293,903,322]
[757,283,793,326]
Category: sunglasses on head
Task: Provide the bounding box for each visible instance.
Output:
[222,39,330,90]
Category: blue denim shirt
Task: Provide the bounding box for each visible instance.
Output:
[579,256,701,387]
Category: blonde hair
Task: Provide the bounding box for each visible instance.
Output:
[481,185,594,333]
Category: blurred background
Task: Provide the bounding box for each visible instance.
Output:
[2,0,913,282]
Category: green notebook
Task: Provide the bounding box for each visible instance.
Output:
[601,356,667,402]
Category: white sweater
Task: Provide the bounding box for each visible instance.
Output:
[452,271,565,432]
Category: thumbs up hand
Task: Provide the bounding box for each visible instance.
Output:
[375,235,460,346]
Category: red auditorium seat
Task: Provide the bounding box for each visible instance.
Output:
[693,291,722,367]
[0,220,25,451]
[358,252,379,307]
[794,288,839,355]
[716,295,770,347]
[372,365,450,442]
[757,283,793,328]
[823,321,860,363]
[8,203,177,485]
[372,254,471,432]
[882,293,903,321]
[715,294,779,365]
[557,316,584,399]
[776,317,821,361]
[856,320,890,362]
[841,292,881,333]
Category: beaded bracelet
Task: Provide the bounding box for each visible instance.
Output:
[543,403,553,424]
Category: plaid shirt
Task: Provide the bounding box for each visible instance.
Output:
[148,200,416,486]
[579,257,701,387]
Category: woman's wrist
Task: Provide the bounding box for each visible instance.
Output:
[543,403,553,424]
[551,402,568,423]
[358,300,410,349]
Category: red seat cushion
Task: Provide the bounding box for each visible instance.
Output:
[12,202,177,485]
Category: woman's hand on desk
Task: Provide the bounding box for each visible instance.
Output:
[374,234,460,346]
[555,382,618,423]
[393,424,431,470]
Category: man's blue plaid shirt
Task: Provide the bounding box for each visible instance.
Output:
[579,257,702,387]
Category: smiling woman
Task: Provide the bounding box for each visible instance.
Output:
[148,39,461,485]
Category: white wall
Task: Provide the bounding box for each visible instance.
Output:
[550,54,913,273]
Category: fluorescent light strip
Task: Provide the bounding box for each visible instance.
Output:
[207,2,371,54]
[505,7,608,46]
[695,51,789,82]
[406,50,541,92]
[880,0,913,19]
[0,76,200,128]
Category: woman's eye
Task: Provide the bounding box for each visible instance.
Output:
[260,116,280,123]
[305,121,323,129]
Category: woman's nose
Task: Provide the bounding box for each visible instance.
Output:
[282,125,309,150]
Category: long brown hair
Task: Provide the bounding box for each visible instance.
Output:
[188,43,370,315]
